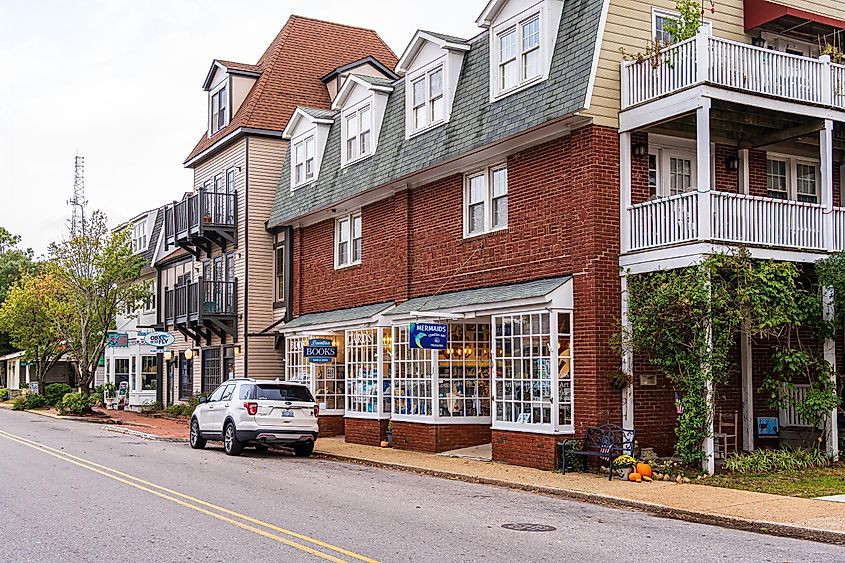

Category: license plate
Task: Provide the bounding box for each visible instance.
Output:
[281,409,295,418]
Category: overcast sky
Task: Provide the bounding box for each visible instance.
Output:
[0,0,483,256]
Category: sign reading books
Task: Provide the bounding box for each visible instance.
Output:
[409,322,448,350]
[304,338,337,363]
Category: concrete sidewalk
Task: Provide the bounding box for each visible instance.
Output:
[313,437,845,544]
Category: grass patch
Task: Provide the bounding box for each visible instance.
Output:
[703,463,845,498]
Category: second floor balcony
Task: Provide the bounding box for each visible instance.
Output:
[164,278,238,343]
[164,188,237,258]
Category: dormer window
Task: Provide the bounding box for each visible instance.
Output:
[131,221,146,253]
[210,83,229,134]
[344,105,372,163]
[411,66,444,132]
[497,13,540,93]
[293,136,315,186]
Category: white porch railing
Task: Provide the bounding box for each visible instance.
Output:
[780,384,814,428]
[628,192,699,251]
[621,31,844,110]
[710,192,825,250]
[627,191,835,252]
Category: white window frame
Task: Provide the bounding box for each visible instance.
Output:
[334,211,362,269]
[143,281,156,313]
[345,327,390,419]
[407,63,446,135]
[766,153,820,204]
[341,101,373,166]
[209,80,230,135]
[292,133,316,188]
[131,221,146,254]
[490,8,547,100]
[651,8,712,45]
[463,163,508,238]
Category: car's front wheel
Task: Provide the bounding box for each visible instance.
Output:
[223,421,244,456]
[189,418,206,450]
[293,441,314,457]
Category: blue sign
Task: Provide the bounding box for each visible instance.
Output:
[304,338,337,363]
[757,417,779,437]
[409,322,448,350]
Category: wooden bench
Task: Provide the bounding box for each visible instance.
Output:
[559,424,637,481]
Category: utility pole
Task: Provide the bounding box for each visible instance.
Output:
[68,155,87,237]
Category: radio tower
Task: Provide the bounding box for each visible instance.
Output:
[69,155,87,236]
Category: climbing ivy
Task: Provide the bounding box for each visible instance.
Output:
[625,250,842,466]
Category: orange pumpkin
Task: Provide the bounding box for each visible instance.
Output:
[635,463,653,478]
[628,472,642,482]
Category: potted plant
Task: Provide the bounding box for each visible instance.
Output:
[612,454,637,480]
[607,370,633,391]
[102,383,117,410]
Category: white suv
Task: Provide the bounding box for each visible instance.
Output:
[189,378,319,457]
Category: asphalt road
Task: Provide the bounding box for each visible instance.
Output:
[0,409,841,563]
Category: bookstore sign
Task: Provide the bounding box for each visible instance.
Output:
[304,338,337,363]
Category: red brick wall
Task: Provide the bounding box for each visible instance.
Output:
[631,358,677,457]
[391,421,491,453]
[318,415,344,438]
[714,144,739,194]
[747,149,769,198]
[492,430,560,470]
[344,417,389,446]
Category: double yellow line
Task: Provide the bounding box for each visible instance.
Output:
[0,428,376,563]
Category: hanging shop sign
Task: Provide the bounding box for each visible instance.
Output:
[304,338,337,363]
[409,322,448,350]
[107,333,129,348]
[143,331,176,348]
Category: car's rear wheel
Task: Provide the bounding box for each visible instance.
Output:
[293,441,314,457]
[189,418,206,450]
[223,422,243,456]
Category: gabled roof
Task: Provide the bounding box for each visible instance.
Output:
[282,107,337,139]
[331,74,395,110]
[320,55,400,84]
[268,0,602,228]
[202,60,263,90]
[396,29,471,74]
[476,0,510,27]
[139,208,164,268]
[185,15,398,166]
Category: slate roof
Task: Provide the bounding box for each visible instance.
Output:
[299,107,337,120]
[348,74,395,88]
[140,207,164,268]
[268,0,602,227]
[386,277,572,316]
[418,30,470,45]
[184,16,398,165]
[282,301,395,330]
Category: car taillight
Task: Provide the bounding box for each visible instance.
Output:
[313,404,319,418]
[244,402,258,415]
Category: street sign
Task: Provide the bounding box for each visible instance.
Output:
[143,331,176,348]
[409,322,448,350]
[304,338,337,363]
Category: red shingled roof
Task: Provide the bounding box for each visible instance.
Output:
[185,15,398,165]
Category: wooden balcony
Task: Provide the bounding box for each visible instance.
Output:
[164,189,237,259]
[621,31,845,112]
[164,278,238,344]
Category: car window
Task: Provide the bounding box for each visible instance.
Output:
[220,384,236,402]
[239,385,253,400]
[254,384,314,402]
[208,385,226,402]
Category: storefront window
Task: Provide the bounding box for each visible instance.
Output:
[141,356,157,390]
[286,336,311,385]
[114,358,130,391]
[346,328,390,416]
[392,325,434,417]
[557,312,574,427]
[438,323,491,418]
[286,335,346,414]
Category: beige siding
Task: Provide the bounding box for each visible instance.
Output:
[585,0,844,128]
[244,136,288,379]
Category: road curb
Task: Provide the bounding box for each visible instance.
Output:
[314,451,845,546]
[102,425,189,443]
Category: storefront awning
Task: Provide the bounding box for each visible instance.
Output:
[744,0,845,37]
[278,301,395,333]
[386,276,573,320]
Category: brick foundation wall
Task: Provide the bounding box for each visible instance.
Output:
[344,417,389,446]
[391,421,491,453]
[318,415,345,438]
[491,430,560,470]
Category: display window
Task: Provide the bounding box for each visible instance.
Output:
[493,311,574,433]
[285,334,346,414]
[345,328,391,417]
[140,355,157,390]
[392,325,435,417]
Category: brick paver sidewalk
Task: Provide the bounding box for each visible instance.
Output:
[92,408,189,440]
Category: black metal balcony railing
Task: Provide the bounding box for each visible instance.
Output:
[164,189,237,252]
[164,278,237,327]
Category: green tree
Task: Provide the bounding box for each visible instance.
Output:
[0,227,36,355]
[0,272,67,393]
[48,210,148,392]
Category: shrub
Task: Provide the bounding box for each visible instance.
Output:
[45,383,73,406]
[57,392,97,416]
[142,401,163,413]
[12,392,48,411]
[0,388,8,401]
[722,448,831,474]
[164,403,192,417]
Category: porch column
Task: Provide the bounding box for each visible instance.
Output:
[25,363,31,385]
[821,119,834,251]
[740,329,754,451]
[738,149,750,195]
[823,286,839,459]
[696,101,712,241]
[620,132,632,254]
[703,275,716,474]
[620,275,634,429]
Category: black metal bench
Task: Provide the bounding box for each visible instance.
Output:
[559,424,636,481]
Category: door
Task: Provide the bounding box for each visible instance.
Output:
[205,383,236,433]
[198,384,227,432]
